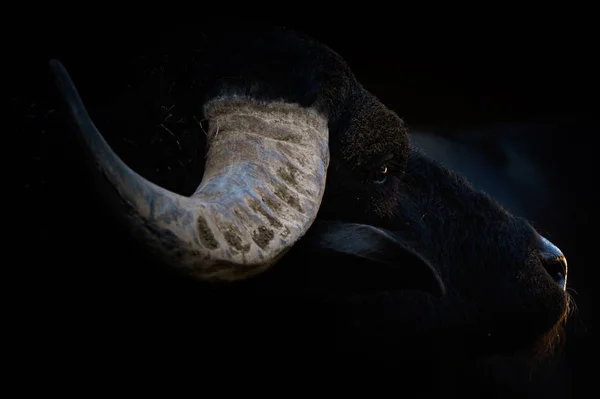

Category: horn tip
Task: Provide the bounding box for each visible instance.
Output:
[48,58,64,72]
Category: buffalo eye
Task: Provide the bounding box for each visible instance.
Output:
[371,164,388,184]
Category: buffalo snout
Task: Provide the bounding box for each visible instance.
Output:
[538,236,568,291]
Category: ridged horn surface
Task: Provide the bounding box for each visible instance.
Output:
[50,59,330,281]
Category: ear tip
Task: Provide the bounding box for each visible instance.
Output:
[432,278,447,298]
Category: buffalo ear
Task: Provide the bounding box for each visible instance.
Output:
[298,220,446,298]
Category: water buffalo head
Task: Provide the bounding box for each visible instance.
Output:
[49,28,570,366]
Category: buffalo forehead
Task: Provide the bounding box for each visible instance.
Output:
[341,95,409,169]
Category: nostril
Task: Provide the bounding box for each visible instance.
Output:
[541,256,567,290]
[539,236,568,291]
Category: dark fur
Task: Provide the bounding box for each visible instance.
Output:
[41,27,570,392]
[185,28,568,354]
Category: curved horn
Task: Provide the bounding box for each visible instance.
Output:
[49,59,329,282]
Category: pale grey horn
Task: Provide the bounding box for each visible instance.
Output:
[49,59,330,282]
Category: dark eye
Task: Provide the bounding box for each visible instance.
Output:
[371,164,388,184]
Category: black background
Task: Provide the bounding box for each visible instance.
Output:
[10,21,597,396]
